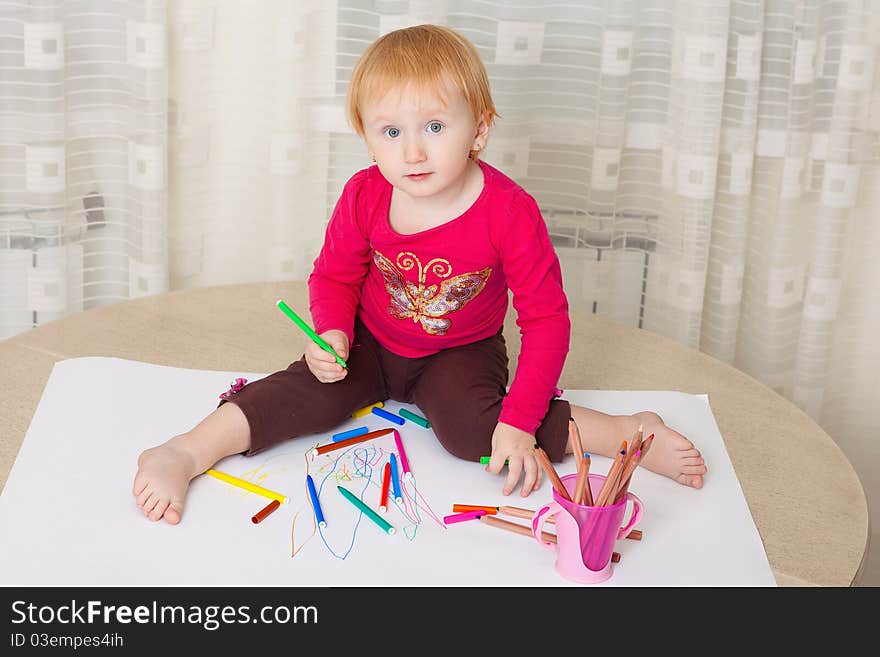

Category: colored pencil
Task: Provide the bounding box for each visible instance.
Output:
[305,474,326,528]
[443,510,487,525]
[312,427,394,457]
[613,449,642,504]
[534,445,572,501]
[568,417,584,468]
[389,452,402,503]
[479,514,557,544]
[594,441,628,506]
[393,429,412,479]
[615,433,654,502]
[276,299,347,368]
[205,469,288,504]
[251,499,281,524]
[615,425,643,497]
[372,406,405,425]
[352,401,383,419]
[332,426,369,442]
[581,454,594,505]
[337,485,395,535]
[398,408,430,428]
[379,462,391,513]
[573,455,590,507]
[480,456,509,465]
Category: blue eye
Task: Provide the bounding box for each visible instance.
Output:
[427,122,444,134]
[384,127,400,139]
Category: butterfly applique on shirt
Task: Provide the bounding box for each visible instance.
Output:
[373,250,491,336]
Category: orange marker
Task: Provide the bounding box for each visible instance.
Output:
[452,504,499,515]
[379,462,391,513]
[252,499,281,524]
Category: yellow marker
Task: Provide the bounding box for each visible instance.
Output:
[352,401,384,419]
[206,469,288,504]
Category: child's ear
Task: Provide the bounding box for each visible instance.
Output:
[475,114,491,140]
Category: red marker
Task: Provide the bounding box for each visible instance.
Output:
[252,499,280,524]
[379,462,391,513]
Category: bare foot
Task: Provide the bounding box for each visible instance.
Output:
[132,435,200,524]
[631,411,707,489]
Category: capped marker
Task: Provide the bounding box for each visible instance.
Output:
[252,499,281,524]
[337,485,395,535]
[332,426,369,442]
[275,299,347,369]
[389,452,403,503]
[393,429,412,479]
[398,408,430,428]
[371,406,405,425]
[443,510,487,525]
[452,504,498,515]
[379,462,391,513]
[305,474,326,528]
[205,469,288,504]
[352,401,383,419]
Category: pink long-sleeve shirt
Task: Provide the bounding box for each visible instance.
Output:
[308,160,570,436]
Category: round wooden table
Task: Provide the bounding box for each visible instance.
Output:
[0,281,868,586]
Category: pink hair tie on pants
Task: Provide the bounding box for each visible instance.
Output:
[219,377,247,400]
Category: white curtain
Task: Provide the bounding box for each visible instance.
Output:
[0,0,168,335]
[4,1,879,580]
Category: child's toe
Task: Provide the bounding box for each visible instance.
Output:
[142,492,159,515]
[136,487,153,509]
[149,499,169,522]
[678,473,704,488]
[163,503,182,525]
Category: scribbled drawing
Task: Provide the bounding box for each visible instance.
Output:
[213,431,444,560]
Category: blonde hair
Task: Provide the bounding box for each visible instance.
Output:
[346,24,498,152]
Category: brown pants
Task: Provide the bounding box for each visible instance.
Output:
[221,319,570,462]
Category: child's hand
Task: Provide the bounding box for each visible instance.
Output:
[485,422,542,497]
[305,329,350,383]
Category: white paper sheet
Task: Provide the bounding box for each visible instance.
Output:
[0,357,775,586]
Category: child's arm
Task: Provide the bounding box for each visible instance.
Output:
[308,169,373,348]
[486,191,570,496]
[495,191,570,442]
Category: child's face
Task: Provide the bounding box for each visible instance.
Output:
[361,81,486,200]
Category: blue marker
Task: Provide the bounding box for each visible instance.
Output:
[371,406,405,425]
[306,475,326,528]
[389,453,402,503]
[332,426,369,442]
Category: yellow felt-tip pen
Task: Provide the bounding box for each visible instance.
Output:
[206,469,288,504]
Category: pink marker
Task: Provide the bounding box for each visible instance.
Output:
[443,510,486,525]
[393,429,412,480]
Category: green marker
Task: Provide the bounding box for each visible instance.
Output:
[480,456,509,465]
[276,299,347,369]
[337,485,395,535]
[398,408,430,428]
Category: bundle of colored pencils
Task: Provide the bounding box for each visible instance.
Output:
[567,424,654,507]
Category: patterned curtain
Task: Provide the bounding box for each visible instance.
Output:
[3,1,878,578]
[0,0,167,336]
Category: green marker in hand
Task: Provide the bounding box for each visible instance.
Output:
[276,299,348,369]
